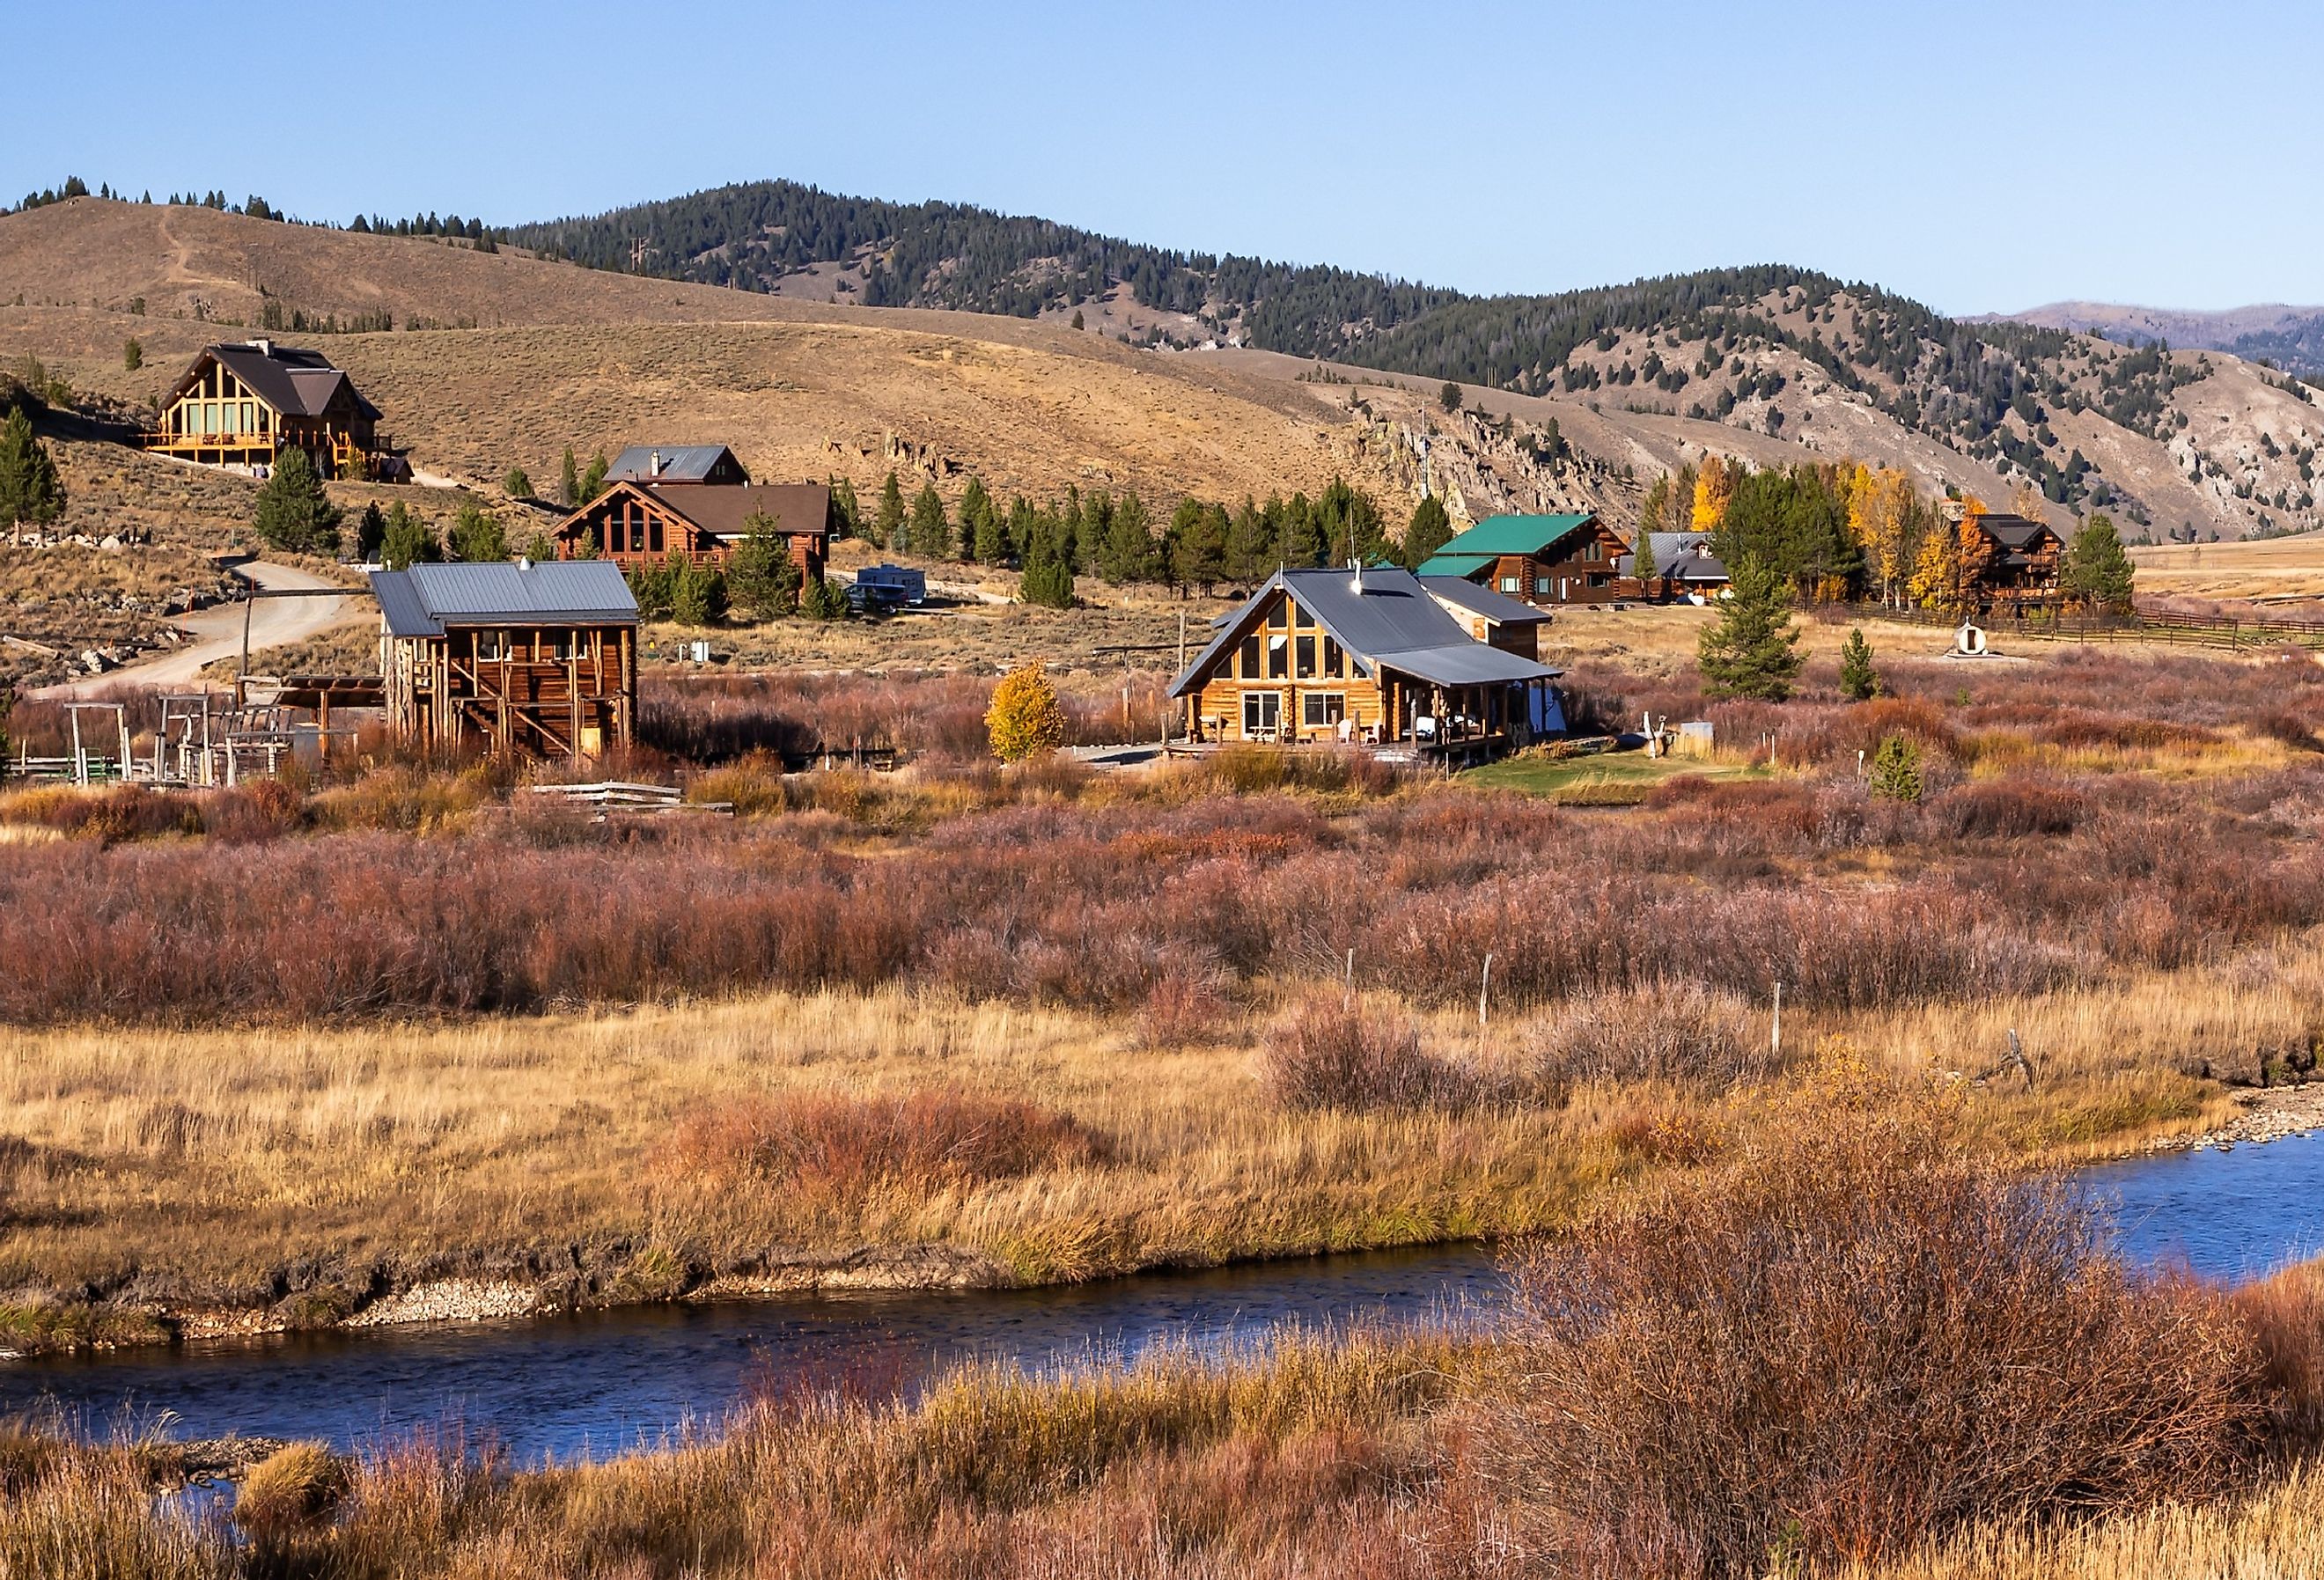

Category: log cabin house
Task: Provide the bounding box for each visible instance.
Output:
[1964,513,2065,606]
[1416,511,1633,606]
[553,478,830,581]
[143,341,385,477]
[371,560,637,760]
[1418,576,1555,660]
[1618,532,1732,601]
[1170,565,1563,756]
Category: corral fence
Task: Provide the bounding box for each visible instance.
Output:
[1812,601,2324,653]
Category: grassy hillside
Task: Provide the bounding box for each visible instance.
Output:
[6,195,2324,552]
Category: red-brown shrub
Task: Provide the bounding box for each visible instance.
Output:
[671,1089,1107,1199]
[1484,1076,2267,1576]
[1934,776,2085,839]
[1260,998,1482,1112]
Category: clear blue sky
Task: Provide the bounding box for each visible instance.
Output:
[9,0,2320,315]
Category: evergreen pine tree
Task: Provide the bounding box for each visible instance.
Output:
[827,475,861,539]
[379,503,438,569]
[559,446,581,508]
[873,470,906,549]
[973,489,1010,564]
[1167,499,1228,590]
[1402,495,1453,569]
[2061,512,2136,612]
[445,500,507,562]
[1101,491,1156,583]
[908,483,950,558]
[1869,734,1923,802]
[503,466,533,500]
[1223,498,1270,584]
[250,446,340,554]
[0,406,67,534]
[670,560,727,626]
[122,338,142,371]
[957,476,995,562]
[727,511,802,620]
[800,573,849,621]
[1020,521,1077,608]
[1697,556,1805,702]
[1839,627,1879,701]
[577,450,610,503]
[1633,525,1662,585]
[355,502,388,563]
[1277,492,1324,568]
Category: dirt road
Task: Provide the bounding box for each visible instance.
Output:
[32,562,352,699]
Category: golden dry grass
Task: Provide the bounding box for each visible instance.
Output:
[0,988,1621,1326]
[2,930,2306,1345]
[1848,1462,2324,1580]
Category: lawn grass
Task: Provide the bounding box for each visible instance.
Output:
[1459,746,1769,804]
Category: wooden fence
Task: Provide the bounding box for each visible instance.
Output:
[1818,603,2324,653]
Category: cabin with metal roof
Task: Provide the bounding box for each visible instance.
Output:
[1418,576,1555,658]
[144,340,386,478]
[1617,532,1732,600]
[1169,565,1563,759]
[554,477,830,582]
[370,560,637,759]
[1414,511,1632,606]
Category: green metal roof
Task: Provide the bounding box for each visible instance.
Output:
[1431,512,1599,558]
[1413,552,1495,577]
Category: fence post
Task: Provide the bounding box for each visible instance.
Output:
[1478,952,1493,1030]
[1771,981,1783,1057]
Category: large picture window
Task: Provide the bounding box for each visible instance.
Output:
[1301,692,1346,728]
[1295,635,1316,677]
[1266,635,1289,680]
[1238,636,1261,678]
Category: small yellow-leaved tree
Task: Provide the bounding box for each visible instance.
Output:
[987,662,1066,763]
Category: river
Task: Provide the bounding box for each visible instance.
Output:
[4,1136,2321,1465]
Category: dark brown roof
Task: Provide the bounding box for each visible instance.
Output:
[560,481,830,540]
[1974,514,2061,551]
[171,341,381,421]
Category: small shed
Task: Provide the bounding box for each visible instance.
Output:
[371,560,638,759]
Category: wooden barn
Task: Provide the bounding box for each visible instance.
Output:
[370,560,637,759]
[1171,565,1563,757]
[553,478,830,581]
[143,340,385,477]
[1416,512,1632,606]
[1966,513,2065,606]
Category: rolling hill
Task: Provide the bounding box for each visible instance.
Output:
[2001,302,2324,382]
[4,191,2324,555]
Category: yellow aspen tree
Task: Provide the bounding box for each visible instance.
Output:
[1909,522,1968,620]
[986,662,1067,762]
[1692,454,1736,531]
[1871,467,1916,606]
[2009,479,2048,520]
[1844,464,1876,549]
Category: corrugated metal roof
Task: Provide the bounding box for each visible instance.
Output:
[1429,512,1600,559]
[1413,552,1497,577]
[607,445,745,484]
[369,561,638,637]
[1417,576,1554,624]
[1169,567,1558,697]
[1619,533,1729,581]
[1385,642,1563,687]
